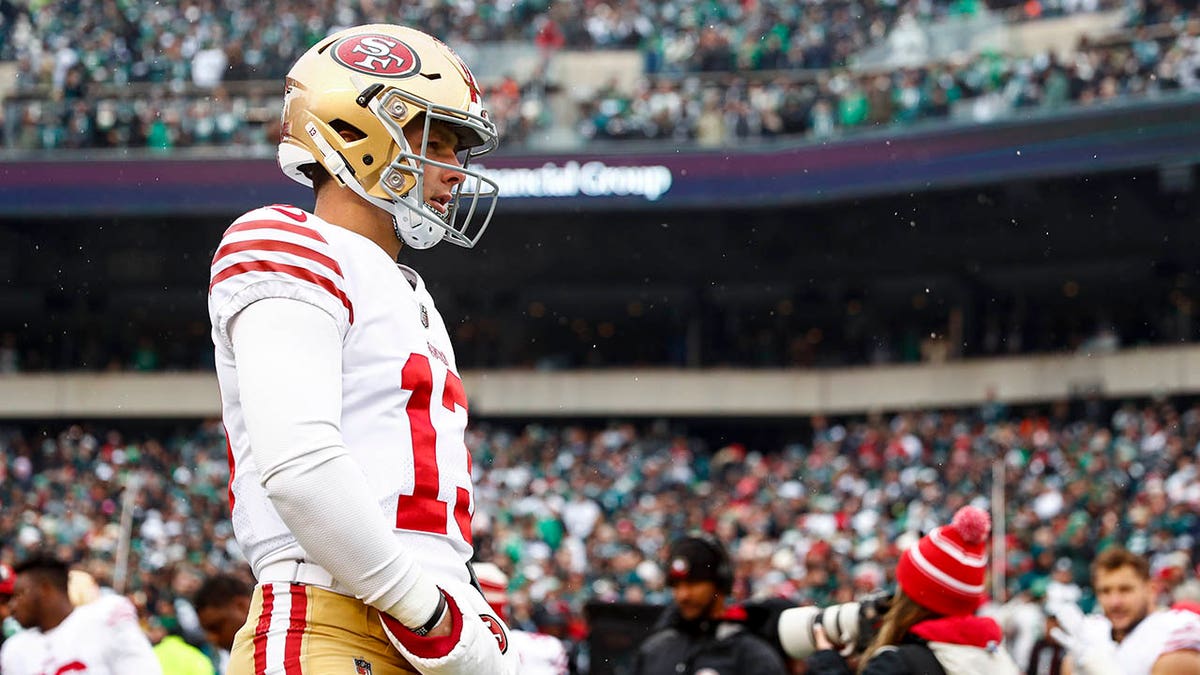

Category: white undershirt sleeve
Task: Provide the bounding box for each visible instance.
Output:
[229,297,442,628]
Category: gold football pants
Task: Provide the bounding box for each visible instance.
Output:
[228,581,418,674]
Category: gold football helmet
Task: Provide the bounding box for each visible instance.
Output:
[278,24,500,249]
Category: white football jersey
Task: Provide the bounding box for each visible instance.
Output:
[209,205,475,584]
[511,630,570,675]
[0,595,162,675]
[1080,608,1200,675]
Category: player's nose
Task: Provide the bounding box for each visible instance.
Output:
[442,163,465,188]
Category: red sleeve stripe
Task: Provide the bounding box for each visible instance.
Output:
[211,260,355,324]
[225,219,328,244]
[212,239,345,278]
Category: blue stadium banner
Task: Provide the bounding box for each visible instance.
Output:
[1,95,1197,216]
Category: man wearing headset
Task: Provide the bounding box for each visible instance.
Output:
[632,535,788,675]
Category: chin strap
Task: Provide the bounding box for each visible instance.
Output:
[304,121,443,250]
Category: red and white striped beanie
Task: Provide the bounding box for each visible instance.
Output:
[473,562,510,621]
[896,506,990,616]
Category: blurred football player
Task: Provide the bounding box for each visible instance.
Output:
[1051,548,1200,675]
[193,572,254,674]
[473,562,570,674]
[0,555,162,674]
[207,22,514,675]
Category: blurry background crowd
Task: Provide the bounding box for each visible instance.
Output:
[2,394,1197,668]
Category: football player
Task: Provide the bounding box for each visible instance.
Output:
[1052,548,1200,675]
[0,556,163,675]
[194,572,254,674]
[208,23,515,675]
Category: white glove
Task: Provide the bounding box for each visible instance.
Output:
[1047,602,1121,675]
[379,579,521,675]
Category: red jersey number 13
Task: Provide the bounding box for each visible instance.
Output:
[395,353,472,544]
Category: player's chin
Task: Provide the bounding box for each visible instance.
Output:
[677,605,704,621]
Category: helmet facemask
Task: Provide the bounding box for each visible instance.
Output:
[365,83,499,250]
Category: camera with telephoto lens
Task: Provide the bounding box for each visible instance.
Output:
[777,590,893,659]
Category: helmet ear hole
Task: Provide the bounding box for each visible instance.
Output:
[329,119,366,142]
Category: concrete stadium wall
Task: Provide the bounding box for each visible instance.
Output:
[1,345,1198,419]
[550,50,644,94]
[1000,9,1127,59]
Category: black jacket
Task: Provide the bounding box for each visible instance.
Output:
[807,643,944,675]
[632,605,789,675]
[804,616,1020,675]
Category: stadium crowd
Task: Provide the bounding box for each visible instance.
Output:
[2,0,1191,150]
[1,396,1197,668]
[581,29,1200,143]
[0,0,1124,75]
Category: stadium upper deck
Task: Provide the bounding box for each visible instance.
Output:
[2,0,1194,151]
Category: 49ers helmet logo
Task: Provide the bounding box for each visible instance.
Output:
[331,34,421,78]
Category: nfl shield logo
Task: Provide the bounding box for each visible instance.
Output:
[420,304,429,328]
[354,658,373,674]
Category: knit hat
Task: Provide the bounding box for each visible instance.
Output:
[0,564,13,596]
[472,562,510,621]
[896,506,991,617]
[665,536,733,594]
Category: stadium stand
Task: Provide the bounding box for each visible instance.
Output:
[0,0,1128,70]
[581,27,1200,143]
[1,397,1197,666]
[2,0,1192,151]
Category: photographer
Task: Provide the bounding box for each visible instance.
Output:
[784,506,1021,674]
[632,535,788,675]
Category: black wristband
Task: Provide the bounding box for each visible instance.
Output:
[410,590,448,637]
